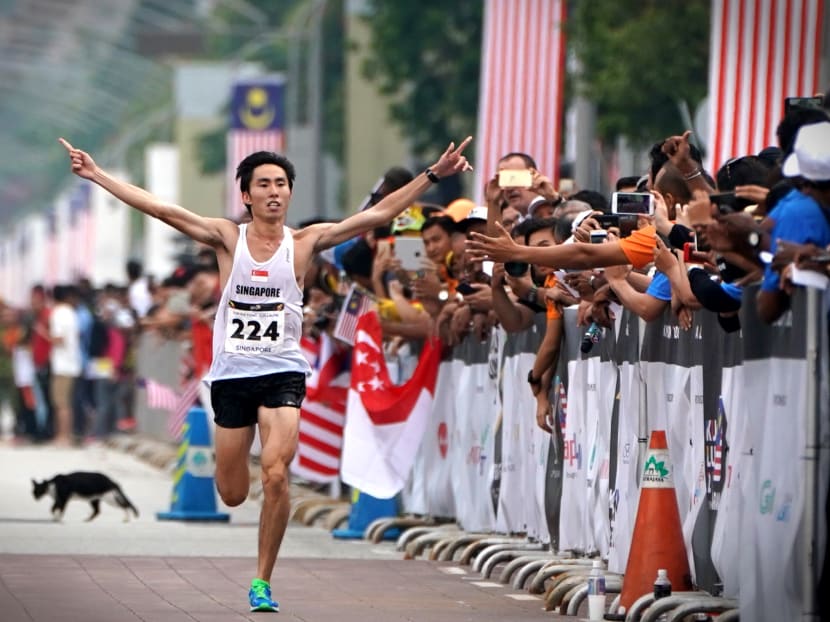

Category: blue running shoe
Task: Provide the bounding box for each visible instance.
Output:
[248,578,279,612]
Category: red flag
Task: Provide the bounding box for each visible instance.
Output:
[340,312,441,497]
[292,335,351,483]
[473,0,568,200]
[706,0,824,173]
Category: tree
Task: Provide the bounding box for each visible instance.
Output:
[570,1,710,148]
[361,1,483,157]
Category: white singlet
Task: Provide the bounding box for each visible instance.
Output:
[204,223,311,384]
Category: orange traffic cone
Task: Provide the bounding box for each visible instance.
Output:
[618,429,693,611]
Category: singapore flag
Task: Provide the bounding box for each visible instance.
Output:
[340,311,441,498]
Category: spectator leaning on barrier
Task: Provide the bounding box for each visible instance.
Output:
[489,218,541,335]
[758,121,830,323]
[60,134,472,614]
[521,217,569,433]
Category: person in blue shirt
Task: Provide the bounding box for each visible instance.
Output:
[758,122,830,323]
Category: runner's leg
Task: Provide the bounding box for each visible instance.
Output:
[255,405,300,582]
[214,425,256,506]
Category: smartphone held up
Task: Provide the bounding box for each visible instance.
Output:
[611,192,654,216]
[498,169,533,188]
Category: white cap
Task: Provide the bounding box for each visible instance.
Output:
[463,205,489,222]
[782,121,830,181]
[571,209,595,233]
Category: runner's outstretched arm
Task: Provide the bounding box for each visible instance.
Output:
[311,137,474,252]
[59,137,228,248]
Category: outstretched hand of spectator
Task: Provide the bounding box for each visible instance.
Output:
[59,138,98,180]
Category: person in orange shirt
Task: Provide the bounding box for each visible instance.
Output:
[467,167,692,273]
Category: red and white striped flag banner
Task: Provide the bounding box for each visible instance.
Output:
[226,77,286,219]
[141,377,202,441]
[706,0,825,173]
[292,334,351,483]
[473,0,567,201]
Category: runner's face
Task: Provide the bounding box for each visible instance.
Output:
[243,164,292,220]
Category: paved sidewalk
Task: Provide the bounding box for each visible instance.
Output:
[0,554,575,622]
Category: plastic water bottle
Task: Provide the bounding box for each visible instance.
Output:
[580,322,602,353]
[587,559,606,620]
[653,568,671,599]
[653,568,672,621]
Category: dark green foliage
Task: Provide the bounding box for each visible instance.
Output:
[361,1,483,157]
[571,0,710,147]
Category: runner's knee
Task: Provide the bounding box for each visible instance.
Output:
[260,460,289,497]
[215,473,249,507]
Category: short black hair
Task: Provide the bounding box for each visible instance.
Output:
[776,107,830,154]
[554,216,574,243]
[499,152,538,170]
[523,217,558,245]
[236,151,296,213]
[341,238,373,279]
[380,167,414,194]
[421,215,456,237]
[716,156,771,192]
[615,176,641,191]
[510,217,536,240]
[570,189,609,214]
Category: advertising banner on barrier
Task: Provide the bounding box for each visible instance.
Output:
[738,286,809,621]
[451,334,497,532]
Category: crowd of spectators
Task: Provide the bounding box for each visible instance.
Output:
[3,95,830,446]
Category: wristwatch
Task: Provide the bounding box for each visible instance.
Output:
[437,289,449,302]
[527,370,542,386]
[526,285,539,304]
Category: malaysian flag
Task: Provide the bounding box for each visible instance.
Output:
[292,334,351,483]
[706,0,825,173]
[226,76,286,219]
[473,0,567,201]
[142,378,178,412]
[333,284,375,345]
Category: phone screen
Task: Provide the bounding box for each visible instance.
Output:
[594,213,636,238]
[498,169,533,188]
[784,96,824,113]
[612,192,654,215]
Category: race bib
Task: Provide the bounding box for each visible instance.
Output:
[224,300,285,355]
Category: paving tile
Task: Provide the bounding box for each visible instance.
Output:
[0,554,578,621]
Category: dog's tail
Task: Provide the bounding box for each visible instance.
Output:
[115,487,139,518]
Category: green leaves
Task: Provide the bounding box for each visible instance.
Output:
[361,0,483,157]
[571,0,710,147]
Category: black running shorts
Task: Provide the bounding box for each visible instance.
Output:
[211,371,307,429]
